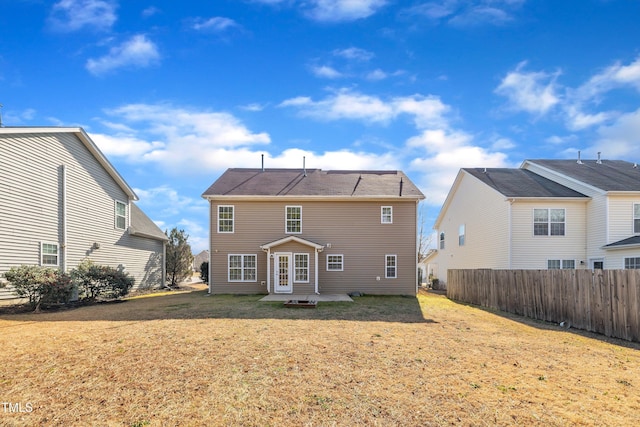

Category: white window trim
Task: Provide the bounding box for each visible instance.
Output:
[285,205,302,234]
[547,259,576,270]
[294,253,310,283]
[385,254,397,279]
[217,205,235,233]
[381,206,393,224]
[458,224,465,246]
[326,254,344,272]
[228,254,257,282]
[633,203,640,234]
[534,208,566,236]
[115,200,127,230]
[40,241,60,267]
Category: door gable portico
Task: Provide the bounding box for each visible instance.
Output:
[260,236,324,294]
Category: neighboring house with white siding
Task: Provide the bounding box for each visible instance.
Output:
[202,168,425,295]
[0,127,167,299]
[430,157,640,286]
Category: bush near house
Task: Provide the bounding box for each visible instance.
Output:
[199,261,209,284]
[72,259,135,301]
[2,261,134,312]
[2,265,73,311]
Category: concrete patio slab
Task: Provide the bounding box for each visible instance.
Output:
[259,294,353,302]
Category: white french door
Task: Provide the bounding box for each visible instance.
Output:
[274,253,292,293]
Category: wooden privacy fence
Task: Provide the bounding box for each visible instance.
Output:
[447,269,640,342]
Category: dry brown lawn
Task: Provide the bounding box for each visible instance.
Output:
[1,288,639,426]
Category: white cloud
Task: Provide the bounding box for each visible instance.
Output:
[576,55,640,101]
[366,69,387,81]
[405,0,524,26]
[495,61,561,115]
[49,0,117,32]
[92,103,271,173]
[264,147,400,170]
[332,47,374,61]
[280,88,449,128]
[590,108,640,158]
[86,34,160,75]
[311,65,345,79]
[303,0,387,22]
[191,17,238,32]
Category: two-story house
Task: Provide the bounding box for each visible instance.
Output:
[0,127,167,298]
[201,168,425,295]
[428,157,640,286]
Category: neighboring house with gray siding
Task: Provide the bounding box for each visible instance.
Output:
[0,127,167,299]
[430,157,640,286]
[202,168,425,295]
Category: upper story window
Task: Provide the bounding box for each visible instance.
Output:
[41,242,59,266]
[439,232,445,250]
[458,224,466,246]
[286,206,302,234]
[534,208,565,236]
[218,205,234,233]
[115,200,127,230]
[548,259,575,270]
[381,206,393,224]
[634,204,640,234]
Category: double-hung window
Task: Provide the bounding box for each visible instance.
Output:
[115,200,127,230]
[634,204,640,234]
[625,257,640,269]
[286,206,302,234]
[218,205,234,233]
[385,255,397,279]
[548,259,575,269]
[326,254,344,271]
[534,208,565,236]
[294,253,309,282]
[228,254,257,282]
[439,232,445,250]
[41,242,59,266]
[381,206,393,224]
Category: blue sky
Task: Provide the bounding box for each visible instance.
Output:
[2,0,640,252]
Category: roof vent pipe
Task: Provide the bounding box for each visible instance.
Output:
[597,152,602,164]
[577,150,583,164]
[261,154,264,172]
[303,156,307,177]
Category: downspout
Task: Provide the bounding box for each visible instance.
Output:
[415,200,419,294]
[315,246,324,295]
[61,165,67,272]
[265,248,271,293]
[508,198,514,268]
[162,241,167,289]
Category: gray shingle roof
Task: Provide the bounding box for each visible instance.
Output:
[130,203,168,241]
[602,235,640,249]
[464,168,588,198]
[202,168,425,198]
[528,159,640,191]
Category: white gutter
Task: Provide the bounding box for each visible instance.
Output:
[61,164,67,272]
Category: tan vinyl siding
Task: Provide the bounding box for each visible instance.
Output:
[0,132,163,298]
[432,172,511,285]
[510,201,587,269]
[585,194,607,260]
[209,199,418,295]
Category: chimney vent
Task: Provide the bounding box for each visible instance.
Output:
[577,150,583,164]
[597,152,602,164]
[303,156,307,177]
[261,154,264,172]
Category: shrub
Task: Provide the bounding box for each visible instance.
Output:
[72,259,134,301]
[199,261,209,283]
[3,265,73,311]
